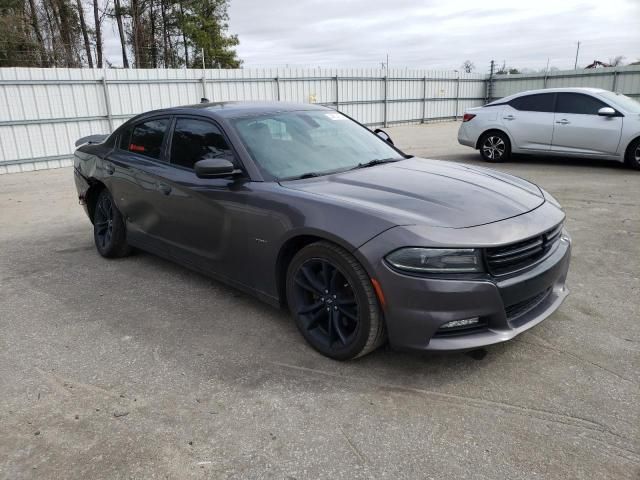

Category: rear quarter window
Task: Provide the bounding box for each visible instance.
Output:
[126,119,170,160]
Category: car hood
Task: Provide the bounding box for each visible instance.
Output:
[281,158,545,228]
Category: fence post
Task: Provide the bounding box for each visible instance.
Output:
[421,76,427,123]
[101,76,114,132]
[612,69,618,92]
[455,73,461,120]
[335,75,339,110]
[201,75,207,100]
[275,76,280,101]
[486,60,495,102]
[383,75,388,128]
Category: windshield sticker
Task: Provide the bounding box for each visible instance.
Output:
[325,113,346,121]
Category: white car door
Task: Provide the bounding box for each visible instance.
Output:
[551,93,623,156]
[501,93,556,151]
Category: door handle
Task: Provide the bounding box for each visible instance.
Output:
[503,115,515,120]
[157,183,172,195]
[104,163,115,175]
[556,119,570,125]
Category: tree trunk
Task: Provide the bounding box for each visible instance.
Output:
[149,0,157,68]
[76,0,93,67]
[160,0,168,67]
[92,0,102,67]
[28,0,48,66]
[52,0,77,67]
[43,0,59,65]
[113,0,128,68]
[179,0,188,67]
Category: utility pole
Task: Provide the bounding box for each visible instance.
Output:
[574,41,580,70]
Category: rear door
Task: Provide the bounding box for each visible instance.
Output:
[106,116,173,252]
[501,93,556,151]
[551,93,623,156]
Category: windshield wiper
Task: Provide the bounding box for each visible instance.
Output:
[350,158,399,170]
[282,171,321,181]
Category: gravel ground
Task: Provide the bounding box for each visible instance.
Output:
[0,121,638,479]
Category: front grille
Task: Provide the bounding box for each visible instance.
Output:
[505,288,552,321]
[485,223,563,276]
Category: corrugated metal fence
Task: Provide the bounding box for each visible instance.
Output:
[1,65,639,174]
[491,65,640,100]
[0,68,485,174]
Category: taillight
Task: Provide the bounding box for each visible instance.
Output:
[462,113,476,122]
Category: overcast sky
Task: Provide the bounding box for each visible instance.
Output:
[226,0,639,71]
[101,0,639,71]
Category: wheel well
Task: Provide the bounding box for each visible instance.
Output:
[475,128,511,149]
[275,235,325,308]
[85,180,107,223]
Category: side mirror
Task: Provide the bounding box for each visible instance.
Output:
[194,158,237,178]
[374,128,394,145]
[598,107,616,117]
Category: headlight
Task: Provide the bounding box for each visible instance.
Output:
[385,248,483,273]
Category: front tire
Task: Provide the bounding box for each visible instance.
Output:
[625,138,640,170]
[479,131,511,163]
[286,242,385,360]
[93,189,131,258]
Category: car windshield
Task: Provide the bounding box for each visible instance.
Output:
[231,110,404,180]
[598,91,640,113]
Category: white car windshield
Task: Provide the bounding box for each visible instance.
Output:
[231,110,404,180]
[598,91,640,113]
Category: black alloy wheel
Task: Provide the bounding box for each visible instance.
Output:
[93,189,131,258]
[286,242,385,360]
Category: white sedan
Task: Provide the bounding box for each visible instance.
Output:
[458,87,640,169]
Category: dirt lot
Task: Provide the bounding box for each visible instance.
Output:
[1,121,638,479]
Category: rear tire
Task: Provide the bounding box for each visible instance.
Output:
[625,138,640,170]
[479,131,511,163]
[286,241,385,360]
[93,189,131,258]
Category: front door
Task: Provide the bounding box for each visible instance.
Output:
[152,116,252,287]
[551,92,623,156]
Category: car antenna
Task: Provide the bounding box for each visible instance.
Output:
[200,97,209,103]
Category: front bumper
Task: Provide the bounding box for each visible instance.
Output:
[356,205,571,352]
[376,240,570,351]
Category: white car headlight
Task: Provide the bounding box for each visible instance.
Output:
[386,248,483,273]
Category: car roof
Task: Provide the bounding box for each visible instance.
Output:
[134,101,331,121]
[488,87,609,105]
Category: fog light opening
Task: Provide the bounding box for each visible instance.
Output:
[440,317,481,329]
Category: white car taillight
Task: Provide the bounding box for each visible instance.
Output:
[462,113,476,122]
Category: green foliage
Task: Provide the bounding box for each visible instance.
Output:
[178,0,241,68]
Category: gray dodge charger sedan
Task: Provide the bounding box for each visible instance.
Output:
[73,101,571,360]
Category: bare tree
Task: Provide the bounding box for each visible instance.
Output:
[93,0,103,67]
[461,60,475,73]
[113,0,128,67]
[76,0,93,67]
[608,56,625,67]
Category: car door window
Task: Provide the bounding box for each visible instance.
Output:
[126,119,170,160]
[169,118,233,169]
[556,93,607,115]
[509,93,555,112]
